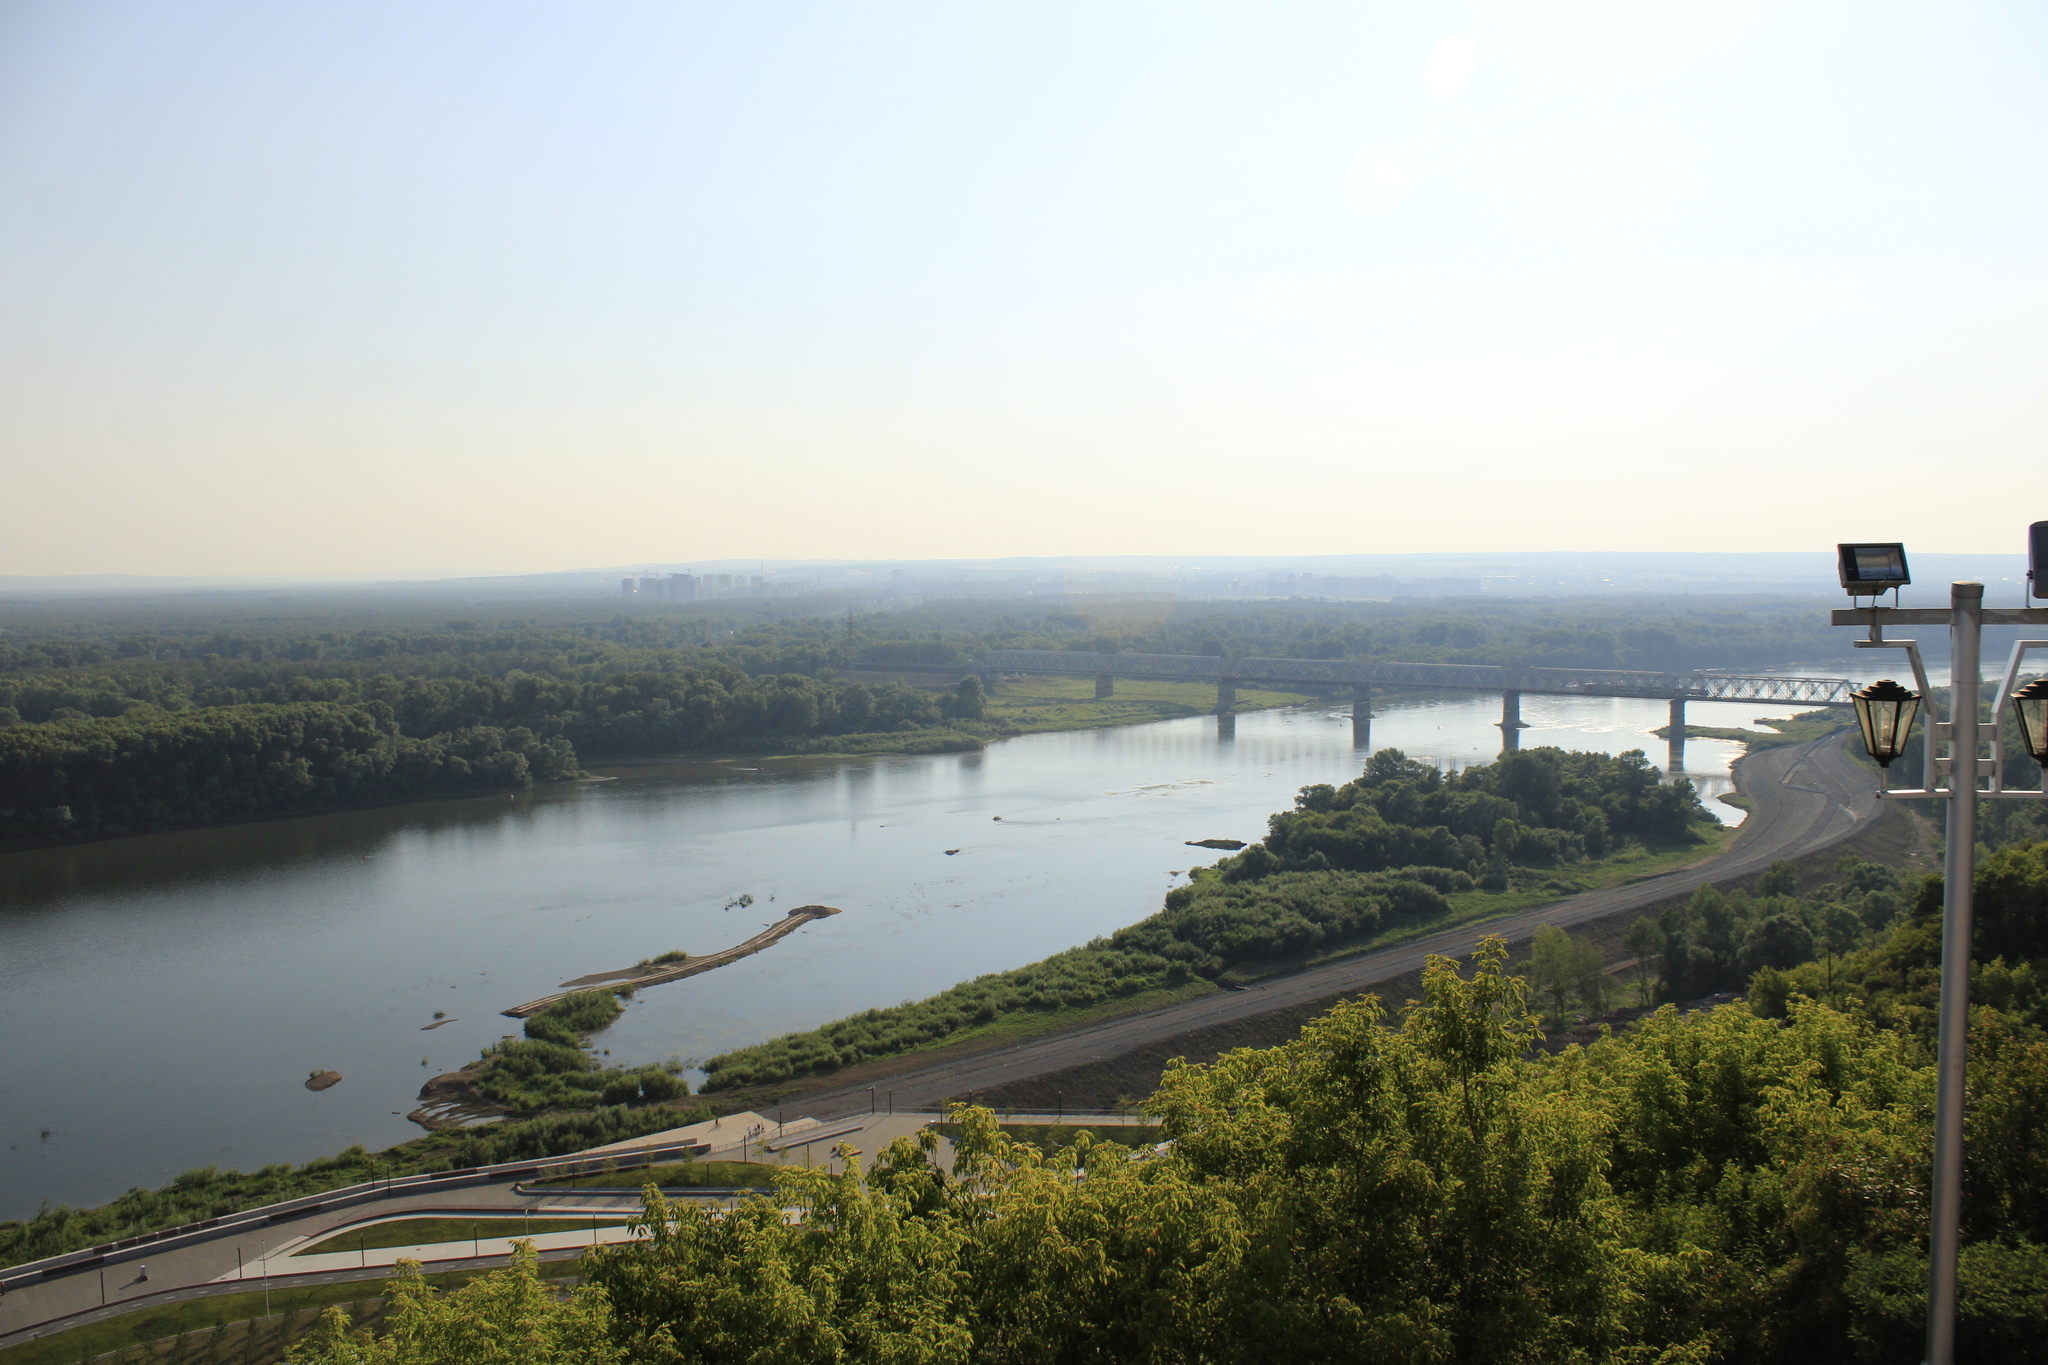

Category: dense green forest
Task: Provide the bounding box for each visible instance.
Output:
[0,589,1845,685]
[292,932,2048,1365]
[697,747,1718,1091]
[0,590,1842,849]
[0,703,578,846]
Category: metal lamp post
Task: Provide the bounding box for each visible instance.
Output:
[1834,561,2048,1365]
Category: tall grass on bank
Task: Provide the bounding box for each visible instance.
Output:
[471,991,687,1112]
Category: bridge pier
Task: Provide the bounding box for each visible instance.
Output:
[1216,711,1236,742]
[1352,685,1372,747]
[1094,673,1115,700]
[1667,697,1686,772]
[1499,690,1528,752]
[1217,680,1237,716]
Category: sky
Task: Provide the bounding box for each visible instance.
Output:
[4,0,2046,576]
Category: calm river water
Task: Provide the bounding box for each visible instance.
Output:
[0,683,1851,1220]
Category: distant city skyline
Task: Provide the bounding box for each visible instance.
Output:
[1,548,2033,608]
[5,1,2045,573]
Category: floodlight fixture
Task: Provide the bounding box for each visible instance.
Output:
[2013,678,2048,768]
[1851,678,1920,769]
[1838,543,1910,596]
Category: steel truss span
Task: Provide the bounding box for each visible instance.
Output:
[982,651,1853,706]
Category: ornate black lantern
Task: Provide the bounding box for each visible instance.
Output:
[1851,678,1920,768]
[2011,678,2048,768]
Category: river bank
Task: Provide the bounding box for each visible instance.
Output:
[583,677,1321,764]
[690,822,1743,1108]
[0,687,1802,1221]
[1651,706,1856,753]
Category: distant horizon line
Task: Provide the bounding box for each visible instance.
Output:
[0,547,2030,587]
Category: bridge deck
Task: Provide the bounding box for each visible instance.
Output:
[982,651,1852,706]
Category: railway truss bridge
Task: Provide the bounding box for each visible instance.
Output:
[979,650,1855,757]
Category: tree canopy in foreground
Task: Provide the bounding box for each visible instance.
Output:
[291,939,2048,1365]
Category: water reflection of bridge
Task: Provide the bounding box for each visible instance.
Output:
[981,650,1855,758]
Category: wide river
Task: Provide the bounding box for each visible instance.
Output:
[0,682,1857,1221]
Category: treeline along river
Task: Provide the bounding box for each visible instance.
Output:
[0,685,1844,1221]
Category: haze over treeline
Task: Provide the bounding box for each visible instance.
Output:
[0,589,1843,851]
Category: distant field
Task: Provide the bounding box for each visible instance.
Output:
[1654,707,1856,752]
[985,677,1316,733]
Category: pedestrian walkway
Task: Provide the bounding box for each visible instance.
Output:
[229,1220,649,1277]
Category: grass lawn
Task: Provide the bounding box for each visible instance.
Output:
[292,1216,632,1257]
[0,1268,506,1365]
[529,1160,781,1190]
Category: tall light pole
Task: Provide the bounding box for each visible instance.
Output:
[1834,544,2048,1365]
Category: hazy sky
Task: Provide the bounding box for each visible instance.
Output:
[5,1,2045,575]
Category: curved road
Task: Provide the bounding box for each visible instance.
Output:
[787,731,1884,1118]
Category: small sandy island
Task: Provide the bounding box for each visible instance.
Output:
[305,1070,342,1092]
[505,905,842,1018]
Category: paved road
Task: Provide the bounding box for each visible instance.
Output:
[787,732,1881,1118]
[0,1184,645,1346]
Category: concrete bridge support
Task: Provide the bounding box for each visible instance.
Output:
[1094,673,1115,699]
[1352,685,1372,747]
[1499,690,1528,752]
[1668,697,1687,772]
[1216,680,1237,716]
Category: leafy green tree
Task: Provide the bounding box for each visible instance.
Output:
[288,1243,618,1365]
[1528,924,1604,1017]
[950,675,986,720]
[1622,917,1663,1005]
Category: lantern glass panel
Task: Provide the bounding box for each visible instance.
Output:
[1851,680,1919,768]
[2011,679,2048,765]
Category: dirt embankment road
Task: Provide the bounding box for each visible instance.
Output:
[765,731,1883,1120]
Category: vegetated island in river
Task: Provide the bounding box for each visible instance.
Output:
[409,905,842,1127]
[502,905,842,1017]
